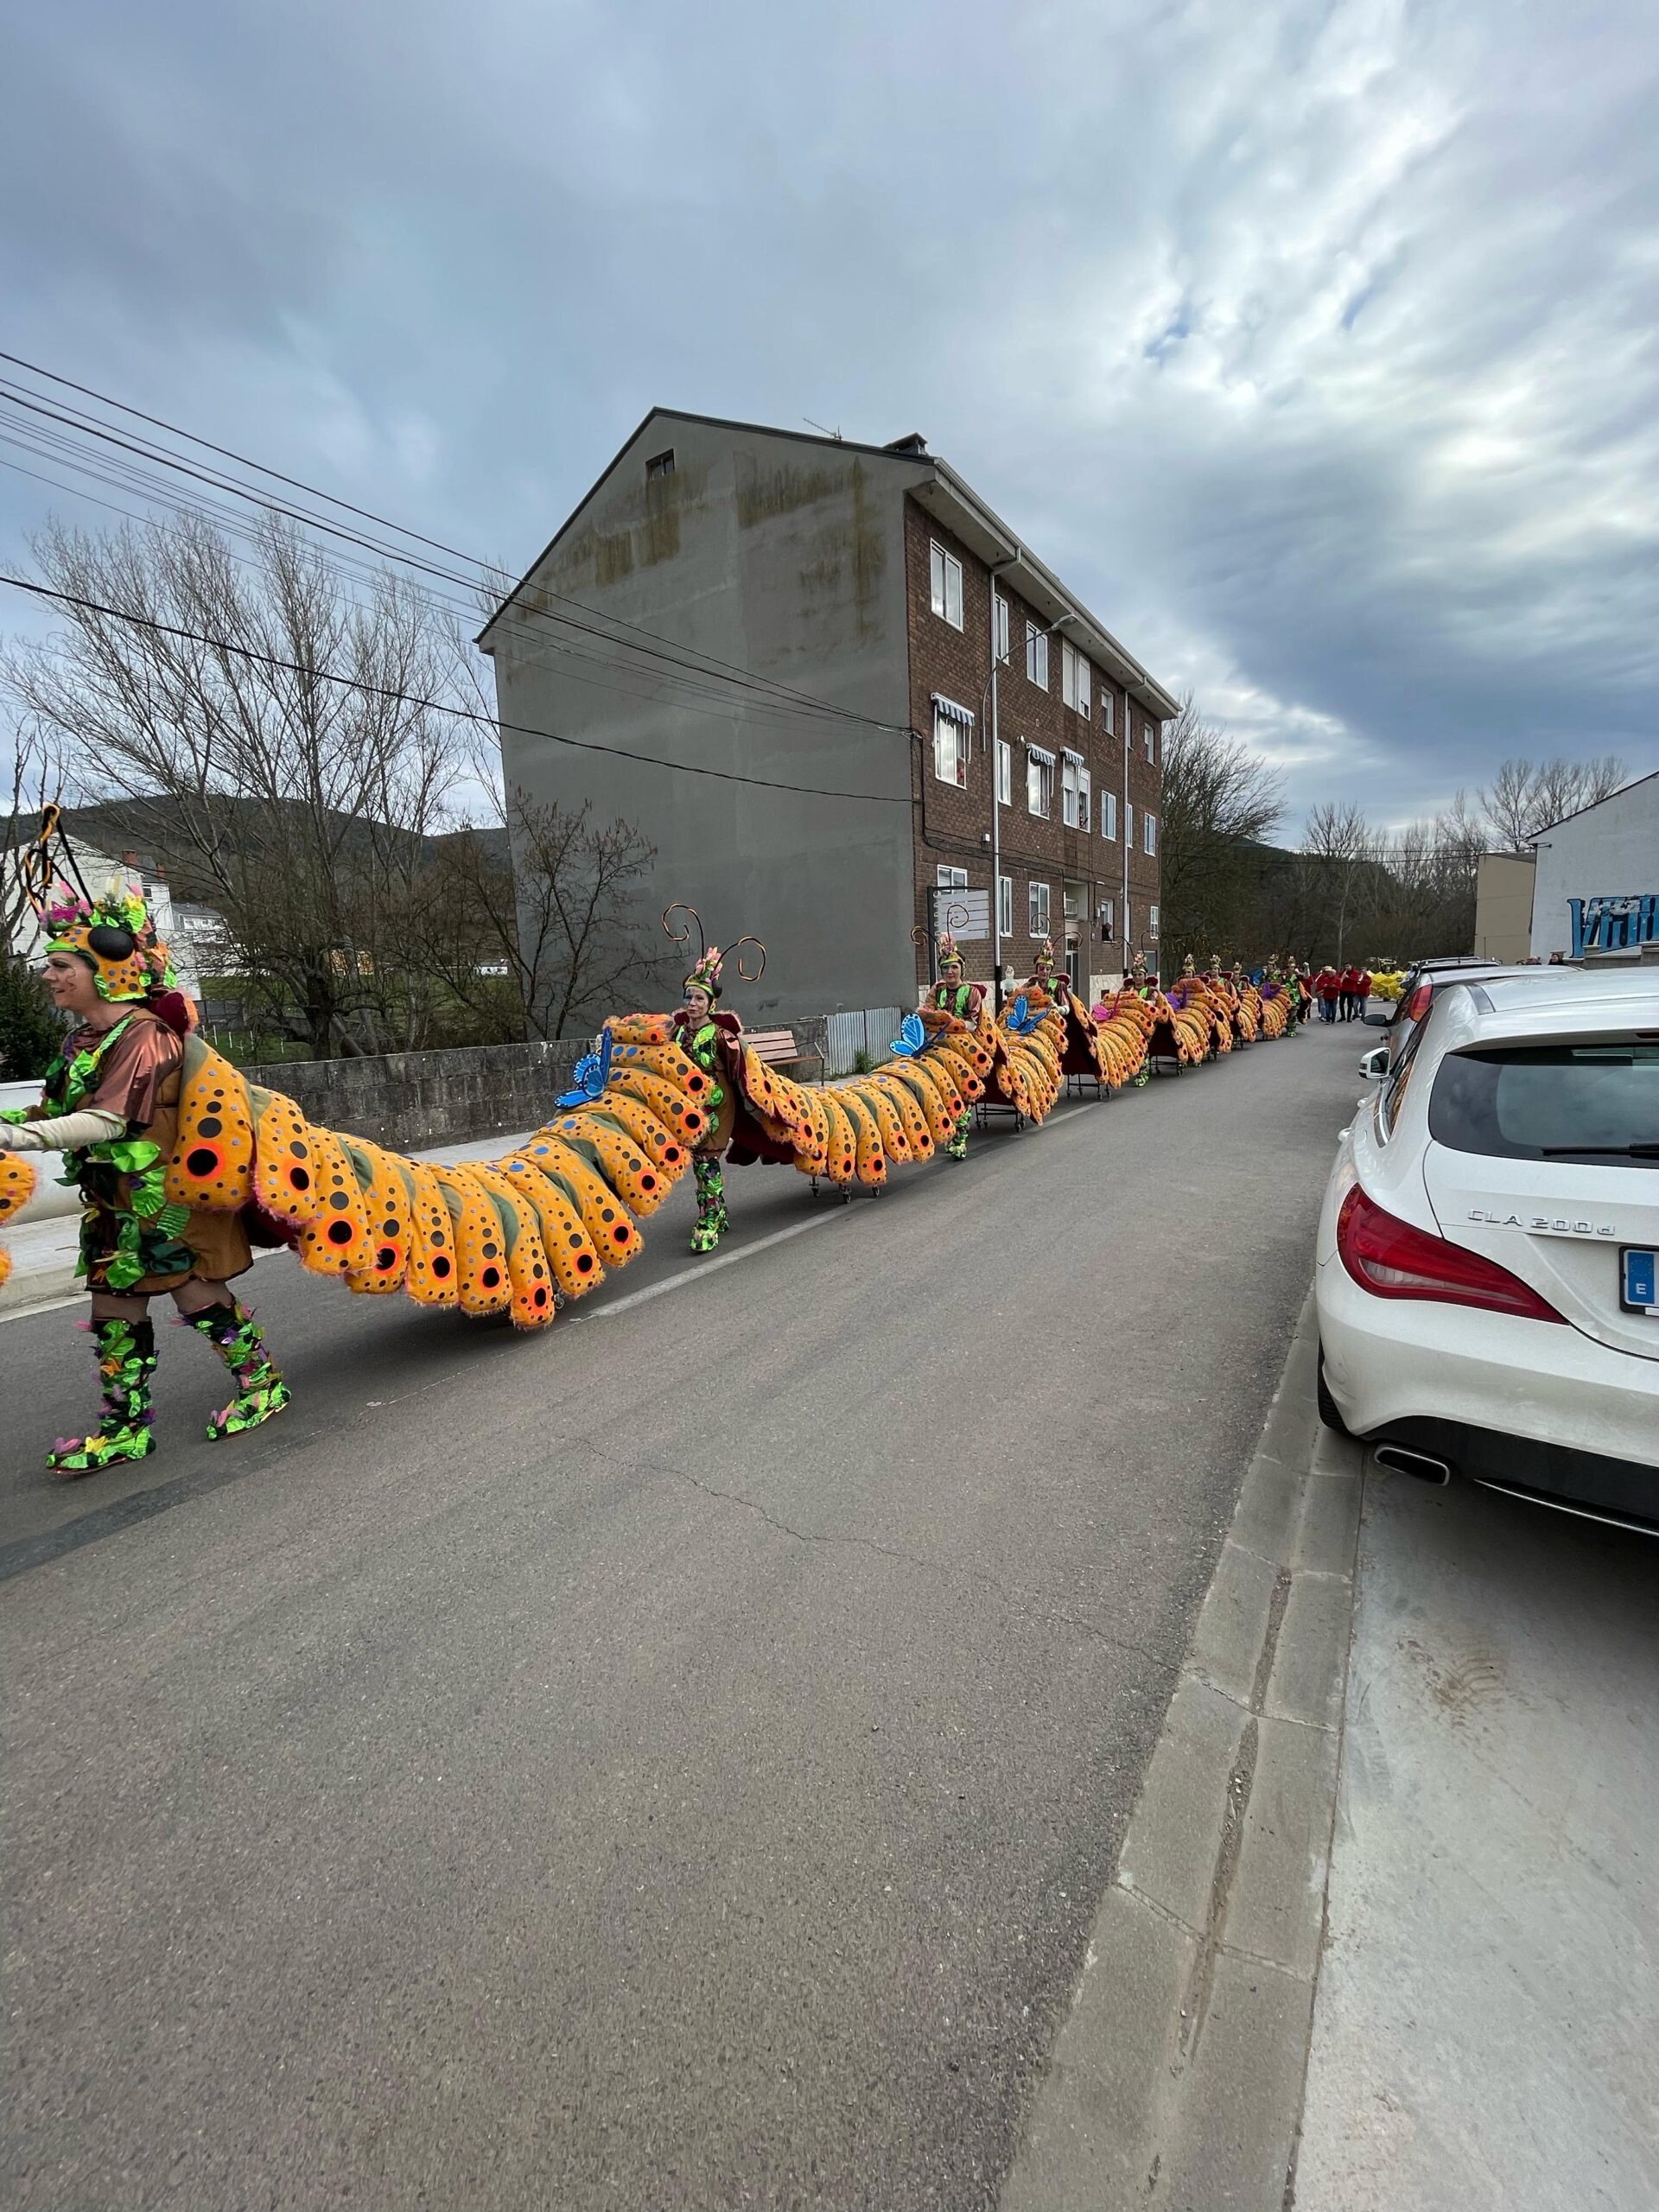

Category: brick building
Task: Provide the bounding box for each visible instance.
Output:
[900,484,1170,1001]
[481,412,1175,1026]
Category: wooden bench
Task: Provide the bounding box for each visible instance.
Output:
[746,1027,824,1084]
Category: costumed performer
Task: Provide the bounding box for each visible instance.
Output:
[668,942,744,1254]
[0,858,287,1477]
[918,931,985,1158]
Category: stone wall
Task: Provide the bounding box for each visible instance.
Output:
[240,1039,584,1154]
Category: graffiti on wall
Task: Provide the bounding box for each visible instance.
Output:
[1568,894,1659,957]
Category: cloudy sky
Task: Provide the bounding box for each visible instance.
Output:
[2,0,1655,830]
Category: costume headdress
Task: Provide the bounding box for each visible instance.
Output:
[21,805,175,1003]
[937,930,963,970]
[1034,936,1055,969]
[663,902,766,1004]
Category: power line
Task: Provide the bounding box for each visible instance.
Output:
[0,386,905,744]
[0,410,913,748]
[0,349,911,734]
[0,573,917,809]
[0,435,888,744]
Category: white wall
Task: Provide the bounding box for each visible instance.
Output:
[1529,775,1659,960]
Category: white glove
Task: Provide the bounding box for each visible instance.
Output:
[0,1109,125,1151]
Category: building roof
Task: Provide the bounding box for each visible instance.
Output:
[1529,766,1659,841]
[478,407,1180,721]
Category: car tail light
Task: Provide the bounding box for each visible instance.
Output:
[1405,982,1434,1022]
[1336,1185,1565,1322]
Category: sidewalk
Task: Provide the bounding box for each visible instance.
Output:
[999,1296,1657,2211]
[1293,1464,1659,2210]
[0,1128,536,1320]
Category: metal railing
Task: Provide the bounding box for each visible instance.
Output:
[823,1007,906,1077]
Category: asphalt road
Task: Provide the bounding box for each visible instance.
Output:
[2,1019,1367,2211]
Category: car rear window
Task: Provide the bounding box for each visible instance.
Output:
[1429,1042,1659,1168]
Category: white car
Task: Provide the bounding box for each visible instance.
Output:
[1316,969,1659,1531]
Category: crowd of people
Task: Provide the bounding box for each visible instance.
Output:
[1311,962,1376,1022]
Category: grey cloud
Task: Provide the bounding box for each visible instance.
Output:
[0,0,1654,827]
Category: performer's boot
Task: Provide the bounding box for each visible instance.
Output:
[690,1158,727,1254]
[185,1300,291,1440]
[945,1109,970,1161]
[1132,1052,1151,1088]
[48,1315,158,1476]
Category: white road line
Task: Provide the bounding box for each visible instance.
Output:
[582,1208,844,1320]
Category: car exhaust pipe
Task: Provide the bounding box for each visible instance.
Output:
[1374,1443,1452,1485]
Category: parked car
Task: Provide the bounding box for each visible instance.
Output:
[1363,958,1549,1069]
[1317,969,1659,1531]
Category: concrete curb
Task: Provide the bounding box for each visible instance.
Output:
[1001,1291,1363,2211]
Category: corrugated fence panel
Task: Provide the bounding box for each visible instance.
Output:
[823,1007,906,1077]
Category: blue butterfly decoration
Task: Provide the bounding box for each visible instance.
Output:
[1005,994,1041,1036]
[555,1023,615,1107]
[887,1011,927,1058]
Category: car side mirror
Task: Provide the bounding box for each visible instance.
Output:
[1360,1046,1388,1080]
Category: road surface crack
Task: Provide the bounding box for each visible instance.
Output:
[595,1439,1194,1686]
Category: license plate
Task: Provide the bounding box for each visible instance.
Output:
[1621,1248,1658,1315]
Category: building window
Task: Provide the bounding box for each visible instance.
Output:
[994,593,1010,664]
[932,697,971,788]
[1099,897,1116,942]
[1078,766,1091,830]
[1144,721,1157,762]
[1061,751,1085,829]
[930,542,964,629]
[1062,639,1091,720]
[937,865,969,892]
[998,874,1014,938]
[1100,790,1117,840]
[1149,905,1160,938]
[1124,801,1133,849]
[1099,690,1115,736]
[645,448,676,481]
[1027,747,1054,818]
[1028,880,1052,937]
[1144,812,1157,856]
[1027,622,1049,690]
[995,738,1012,805]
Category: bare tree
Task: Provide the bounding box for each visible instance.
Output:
[4,512,472,1058]
[1157,693,1286,963]
[0,716,69,1077]
[1479,753,1628,849]
[1302,798,1375,964]
[418,787,666,1040]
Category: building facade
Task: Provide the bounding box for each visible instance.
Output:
[1529,771,1659,961]
[1471,851,1535,962]
[480,412,1175,1027]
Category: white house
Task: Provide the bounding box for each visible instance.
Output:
[1529,770,1659,962]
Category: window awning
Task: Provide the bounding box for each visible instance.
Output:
[1026,743,1056,766]
[931,693,975,727]
[1062,747,1086,766]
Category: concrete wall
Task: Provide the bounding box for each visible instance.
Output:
[1529,775,1659,959]
[1472,852,1535,961]
[486,419,932,1028]
[241,1040,584,1154]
